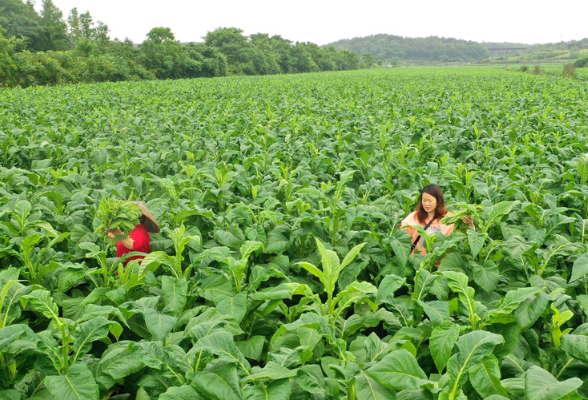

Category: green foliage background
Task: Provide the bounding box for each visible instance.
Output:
[0,0,365,88]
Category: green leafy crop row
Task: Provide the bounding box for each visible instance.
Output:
[0,67,588,399]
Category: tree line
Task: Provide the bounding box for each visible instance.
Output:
[328,33,588,64]
[0,0,365,88]
[328,34,492,63]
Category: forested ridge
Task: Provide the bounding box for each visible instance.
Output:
[327,33,588,63]
[327,34,491,63]
[0,0,365,88]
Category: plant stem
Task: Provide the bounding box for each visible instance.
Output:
[59,321,69,374]
[555,358,573,380]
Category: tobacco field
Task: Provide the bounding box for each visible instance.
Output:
[1,67,588,400]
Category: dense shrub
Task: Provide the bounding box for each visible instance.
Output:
[574,56,588,68]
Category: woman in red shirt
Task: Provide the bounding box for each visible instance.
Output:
[105,201,160,266]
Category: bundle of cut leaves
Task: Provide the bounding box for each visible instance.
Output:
[440,202,483,231]
[95,198,142,240]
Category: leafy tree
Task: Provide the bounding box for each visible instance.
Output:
[185,43,227,77]
[200,45,228,77]
[290,43,318,73]
[67,7,109,51]
[299,42,337,71]
[146,26,175,44]
[66,7,81,42]
[140,26,198,79]
[0,25,17,85]
[108,38,139,60]
[249,33,281,74]
[38,0,69,51]
[361,52,376,68]
[0,0,42,50]
[204,27,250,73]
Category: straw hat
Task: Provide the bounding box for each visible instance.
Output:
[132,201,160,233]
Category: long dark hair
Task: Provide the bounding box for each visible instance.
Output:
[415,184,448,223]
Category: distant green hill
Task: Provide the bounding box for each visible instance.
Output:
[326,34,588,64]
[325,34,493,62]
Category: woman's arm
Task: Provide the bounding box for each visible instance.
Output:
[106,228,135,249]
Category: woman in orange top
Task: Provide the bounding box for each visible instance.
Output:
[401,184,473,255]
[105,201,160,267]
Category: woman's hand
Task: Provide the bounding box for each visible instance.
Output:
[105,228,124,239]
[462,216,475,228]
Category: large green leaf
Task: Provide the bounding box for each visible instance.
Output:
[72,316,114,363]
[472,260,500,293]
[524,366,582,400]
[130,341,184,385]
[198,274,237,302]
[191,362,242,400]
[242,378,291,400]
[488,287,542,323]
[340,242,368,271]
[44,363,99,400]
[483,201,515,231]
[315,238,341,296]
[396,389,433,400]
[251,282,313,301]
[21,290,60,323]
[577,153,588,183]
[365,349,428,390]
[144,309,177,341]
[467,228,487,259]
[561,329,588,362]
[241,361,297,383]
[294,364,325,395]
[191,331,251,374]
[446,331,504,398]
[514,292,549,330]
[240,241,264,260]
[377,274,406,302]
[486,323,519,358]
[214,227,245,247]
[442,271,472,299]
[502,377,525,397]
[0,324,37,352]
[97,346,145,381]
[570,253,588,282]
[160,384,204,400]
[418,300,449,327]
[354,372,396,400]
[162,276,187,317]
[15,200,32,225]
[297,261,326,288]
[235,335,265,361]
[430,321,460,373]
[215,292,247,323]
[333,281,377,317]
[57,264,87,292]
[362,332,390,363]
[264,232,290,254]
[468,355,508,398]
[0,390,21,400]
[1,280,31,328]
[138,251,174,276]
[389,230,412,268]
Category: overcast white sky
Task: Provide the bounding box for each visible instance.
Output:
[41,0,588,45]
